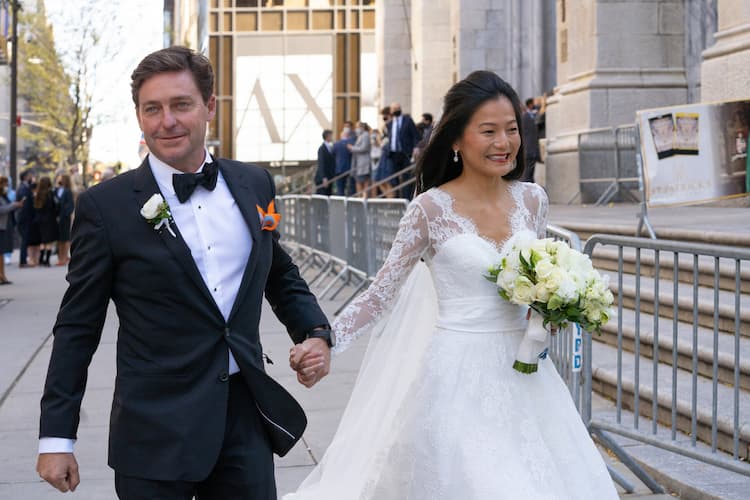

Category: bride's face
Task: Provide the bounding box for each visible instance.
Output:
[453,96,520,179]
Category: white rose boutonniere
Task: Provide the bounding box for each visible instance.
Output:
[141,194,176,237]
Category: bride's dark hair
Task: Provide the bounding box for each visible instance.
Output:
[415,71,526,194]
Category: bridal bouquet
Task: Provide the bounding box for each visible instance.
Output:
[486,235,614,374]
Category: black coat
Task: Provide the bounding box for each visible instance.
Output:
[39,157,328,481]
[385,114,420,159]
[315,142,335,184]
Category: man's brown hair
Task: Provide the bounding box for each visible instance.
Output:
[130,46,214,106]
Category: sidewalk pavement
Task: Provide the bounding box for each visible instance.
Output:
[0,256,674,499]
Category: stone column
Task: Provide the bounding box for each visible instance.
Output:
[410,0,452,119]
[701,0,750,102]
[545,0,688,204]
[376,0,412,113]
[452,0,555,104]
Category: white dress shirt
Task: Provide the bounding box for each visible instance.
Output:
[40,149,253,454]
[391,116,401,152]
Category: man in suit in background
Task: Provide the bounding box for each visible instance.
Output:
[332,123,355,196]
[36,46,332,500]
[15,169,34,267]
[386,102,420,199]
[315,129,335,195]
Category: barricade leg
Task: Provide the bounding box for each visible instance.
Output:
[606,465,635,494]
[590,426,665,494]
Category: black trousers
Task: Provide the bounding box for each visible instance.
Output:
[114,375,276,500]
[389,151,413,199]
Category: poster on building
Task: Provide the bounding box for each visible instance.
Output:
[637,100,750,207]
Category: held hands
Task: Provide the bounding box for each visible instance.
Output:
[289,338,330,388]
[37,453,80,493]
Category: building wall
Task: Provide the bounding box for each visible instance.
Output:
[378,0,555,120]
[701,0,750,102]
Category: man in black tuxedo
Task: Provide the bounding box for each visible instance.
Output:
[314,129,335,195]
[36,46,332,500]
[386,102,420,199]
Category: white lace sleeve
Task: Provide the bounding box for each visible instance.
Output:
[331,201,430,354]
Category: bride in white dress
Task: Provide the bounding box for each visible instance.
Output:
[287,71,618,499]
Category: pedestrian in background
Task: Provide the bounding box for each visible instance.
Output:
[412,112,434,163]
[315,129,335,195]
[373,106,395,198]
[27,176,58,267]
[15,169,34,267]
[333,123,355,196]
[347,121,372,197]
[0,175,24,284]
[54,173,74,266]
[386,102,420,199]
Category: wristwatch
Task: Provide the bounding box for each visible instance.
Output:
[307,327,335,348]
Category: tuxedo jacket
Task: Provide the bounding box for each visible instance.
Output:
[386,114,420,159]
[39,157,329,481]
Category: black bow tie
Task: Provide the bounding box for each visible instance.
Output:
[173,162,218,203]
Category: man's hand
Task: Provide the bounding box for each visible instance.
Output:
[37,453,80,492]
[289,338,330,388]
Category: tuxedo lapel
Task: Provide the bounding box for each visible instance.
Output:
[218,160,263,322]
[133,159,220,313]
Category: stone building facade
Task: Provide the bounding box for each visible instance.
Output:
[377,0,749,204]
[166,1,749,199]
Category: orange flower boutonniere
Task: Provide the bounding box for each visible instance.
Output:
[257,200,281,231]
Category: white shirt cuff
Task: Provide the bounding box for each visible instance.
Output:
[39,437,75,454]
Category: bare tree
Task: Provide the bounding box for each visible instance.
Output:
[17,0,122,181]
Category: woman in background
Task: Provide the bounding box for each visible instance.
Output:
[0,176,24,284]
[348,121,372,197]
[28,176,58,267]
[54,174,74,266]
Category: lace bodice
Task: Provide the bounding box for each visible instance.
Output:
[331,181,549,354]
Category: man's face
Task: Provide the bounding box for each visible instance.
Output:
[136,70,216,172]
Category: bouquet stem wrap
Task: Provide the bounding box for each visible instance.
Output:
[513,312,548,374]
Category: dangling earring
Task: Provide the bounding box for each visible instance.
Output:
[453,149,459,163]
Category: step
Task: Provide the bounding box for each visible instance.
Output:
[597,309,750,391]
[592,246,750,294]
[591,406,750,499]
[602,270,750,336]
[590,341,750,459]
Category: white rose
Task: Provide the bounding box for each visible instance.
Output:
[512,276,536,304]
[141,194,164,220]
[497,268,518,291]
[535,258,555,279]
[534,282,552,302]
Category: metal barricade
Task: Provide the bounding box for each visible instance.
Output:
[310,195,330,254]
[366,198,410,276]
[576,125,640,205]
[277,196,297,241]
[296,196,313,248]
[545,224,585,411]
[345,199,370,275]
[327,197,348,262]
[583,234,750,480]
